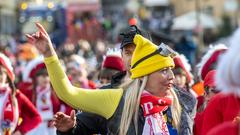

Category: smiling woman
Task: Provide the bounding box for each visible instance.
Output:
[27,23,181,135]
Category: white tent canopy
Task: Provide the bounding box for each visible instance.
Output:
[172,11,219,30]
[144,0,170,6]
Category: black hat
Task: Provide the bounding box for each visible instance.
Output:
[120,25,142,49]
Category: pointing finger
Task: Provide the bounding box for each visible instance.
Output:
[35,22,48,35]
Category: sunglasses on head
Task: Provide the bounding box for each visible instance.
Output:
[131,43,177,69]
[157,43,177,58]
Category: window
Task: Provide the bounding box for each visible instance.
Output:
[203,6,213,16]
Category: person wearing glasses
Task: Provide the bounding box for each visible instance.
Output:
[27,23,183,135]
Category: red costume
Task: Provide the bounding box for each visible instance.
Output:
[14,90,42,133]
[0,53,41,135]
[194,70,219,135]
[20,57,72,116]
[207,121,239,135]
[193,111,204,135]
[201,93,240,134]
[20,56,72,135]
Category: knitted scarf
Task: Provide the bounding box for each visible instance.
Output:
[140,91,172,135]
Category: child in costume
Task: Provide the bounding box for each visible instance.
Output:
[0,53,41,135]
[21,56,72,135]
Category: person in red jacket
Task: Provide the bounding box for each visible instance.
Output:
[201,93,240,134]
[20,56,72,135]
[201,27,240,135]
[195,44,227,105]
[0,53,41,135]
[193,70,220,135]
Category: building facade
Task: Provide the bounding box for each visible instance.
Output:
[171,0,238,18]
[0,0,17,35]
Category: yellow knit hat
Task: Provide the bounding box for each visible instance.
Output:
[130,34,175,79]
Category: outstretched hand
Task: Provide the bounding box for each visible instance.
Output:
[26,23,56,57]
[52,110,76,132]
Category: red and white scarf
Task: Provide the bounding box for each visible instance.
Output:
[36,84,54,121]
[140,91,172,135]
[0,86,19,135]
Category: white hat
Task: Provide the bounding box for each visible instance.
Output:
[0,53,14,81]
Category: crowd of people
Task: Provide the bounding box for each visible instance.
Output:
[0,22,240,135]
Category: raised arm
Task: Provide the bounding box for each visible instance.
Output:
[26,23,123,119]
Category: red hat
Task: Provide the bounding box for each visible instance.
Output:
[0,53,14,82]
[22,56,46,82]
[29,63,46,79]
[198,44,227,80]
[173,54,193,84]
[102,48,125,72]
[204,70,216,88]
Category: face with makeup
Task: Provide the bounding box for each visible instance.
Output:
[145,67,175,97]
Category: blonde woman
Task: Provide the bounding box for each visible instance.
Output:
[27,23,181,135]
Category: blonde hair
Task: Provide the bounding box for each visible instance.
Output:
[170,88,182,130]
[119,76,182,135]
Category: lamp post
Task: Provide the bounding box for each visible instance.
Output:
[195,0,205,58]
